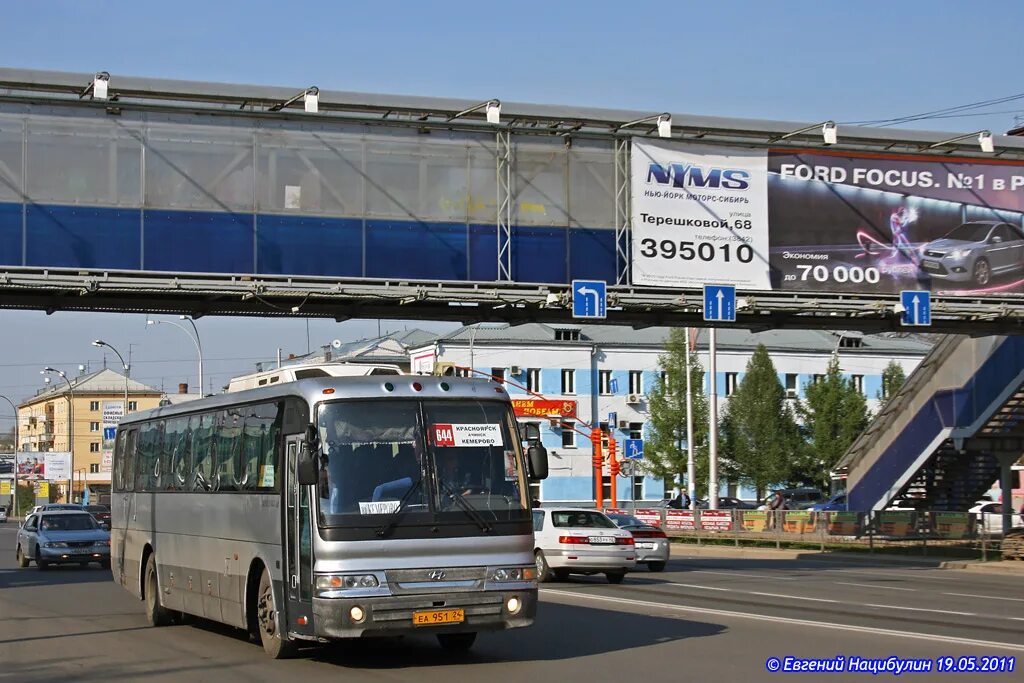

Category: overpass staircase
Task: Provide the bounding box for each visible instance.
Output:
[840,334,1024,511]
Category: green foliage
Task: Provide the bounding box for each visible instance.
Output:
[719,344,801,498]
[645,329,710,492]
[797,355,870,487]
[878,360,907,405]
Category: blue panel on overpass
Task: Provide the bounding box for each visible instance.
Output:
[364,220,470,280]
[512,226,568,283]
[468,224,498,282]
[568,228,616,282]
[256,215,363,277]
[26,205,141,270]
[0,202,21,266]
[143,209,254,274]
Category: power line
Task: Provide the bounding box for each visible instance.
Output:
[843,92,1024,128]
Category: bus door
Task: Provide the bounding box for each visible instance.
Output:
[284,435,314,637]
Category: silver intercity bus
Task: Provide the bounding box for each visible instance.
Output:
[111,376,548,658]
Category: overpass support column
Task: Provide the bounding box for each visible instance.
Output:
[994,451,1019,536]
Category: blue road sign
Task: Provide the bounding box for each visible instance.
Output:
[609,378,619,394]
[624,438,644,460]
[608,411,617,427]
[703,285,736,322]
[572,279,607,319]
[900,290,931,326]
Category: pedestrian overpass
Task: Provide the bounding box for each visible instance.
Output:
[839,334,1024,527]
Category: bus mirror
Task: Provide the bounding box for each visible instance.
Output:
[297,425,319,486]
[527,442,548,481]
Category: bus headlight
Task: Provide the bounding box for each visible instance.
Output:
[491,567,537,582]
[506,597,521,614]
[315,574,380,592]
[349,606,366,623]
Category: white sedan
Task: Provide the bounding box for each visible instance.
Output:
[969,500,1024,535]
[532,508,636,584]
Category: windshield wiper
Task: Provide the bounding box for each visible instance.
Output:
[375,478,423,538]
[438,479,492,533]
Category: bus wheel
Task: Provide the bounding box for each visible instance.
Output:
[144,554,173,627]
[437,632,477,652]
[257,568,296,659]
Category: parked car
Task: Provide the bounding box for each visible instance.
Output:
[919,221,1024,286]
[808,492,847,512]
[759,488,824,510]
[15,509,111,569]
[605,512,669,572]
[533,508,636,583]
[969,500,1024,535]
[0,507,7,523]
[83,505,111,528]
[697,497,756,510]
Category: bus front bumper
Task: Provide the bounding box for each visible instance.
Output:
[312,589,536,639]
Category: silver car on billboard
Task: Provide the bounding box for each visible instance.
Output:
[919,221,1024,286]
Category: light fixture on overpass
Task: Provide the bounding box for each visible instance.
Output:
[925,130,994,154]
[80,71,110,101]
[269,86,320,113]
[619,113,672,138]
[773,120,838,146]
[448,99,502,124]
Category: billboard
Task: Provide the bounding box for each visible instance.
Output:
[632,141,1024,297]
[15,452,71,481]
[101,401,123,474]
[511,399,577,418]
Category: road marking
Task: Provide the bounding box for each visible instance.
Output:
[835,581,916,592]
[864,603,975,616]
[944,592,1024,603]
[690,569,796,581]
[748,591,838,604]
[667,582,730,592]
[542,590,1024,652]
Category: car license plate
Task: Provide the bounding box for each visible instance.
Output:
[637,542,656,549]
[922,261,940,271]
[589,536,616,544]
[412,609,464,626]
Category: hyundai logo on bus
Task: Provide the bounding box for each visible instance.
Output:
[646,163,751,190]
[428,570,447,581]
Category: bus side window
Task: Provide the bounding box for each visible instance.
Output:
[190,413,215,491]
[136,421,164,492]
[242,402,280,491]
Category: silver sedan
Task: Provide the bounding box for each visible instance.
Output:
[606,513,670,572]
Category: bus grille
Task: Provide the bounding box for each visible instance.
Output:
[371,594,505,624]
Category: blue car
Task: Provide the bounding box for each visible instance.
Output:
[808,493,847,512]
[15,509,111,569]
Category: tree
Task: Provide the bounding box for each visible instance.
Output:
[645,329,710,494]
[797,354,871,487]
[719,344,801,499]
[877,360,907,406]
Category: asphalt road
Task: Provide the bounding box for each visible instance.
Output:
[2,523,1022,682]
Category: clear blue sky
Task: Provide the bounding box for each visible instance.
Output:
[1,0,1023,411]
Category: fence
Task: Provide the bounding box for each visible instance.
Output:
[603,507,1024,560]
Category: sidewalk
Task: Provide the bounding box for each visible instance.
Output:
[669,541,979,568]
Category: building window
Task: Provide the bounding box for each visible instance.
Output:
[599,370,613,395]
[89,442,99,452]
[561,369,575,395]
[785,373,798,399]
[812,374,825,385]
[561,429,575,448]
[628,422,643,439]
[554,328,580,341]
[490,367,505,384]
[526,368,541,393]
[90,421,100,432]
[725,372,738,396]
[89,463,99,474]
[852,374,864,394]
[522,422,541,442]
[89,401,99,411]
[660,371,669,391]
[633,476,644,500]
[128,401,137,411]
[629,371,643,395]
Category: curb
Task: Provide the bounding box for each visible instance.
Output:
[938,560,1024,573]
[669,542,959,567]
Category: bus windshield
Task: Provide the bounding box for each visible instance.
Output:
[316,399,528,529]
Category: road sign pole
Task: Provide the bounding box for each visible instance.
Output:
[685,327,696,511]
[609,437,618,509]
[708,328,719,510]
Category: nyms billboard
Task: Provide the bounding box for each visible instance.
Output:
[632,140,1024,297]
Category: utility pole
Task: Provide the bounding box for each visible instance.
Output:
[708,329,719,510]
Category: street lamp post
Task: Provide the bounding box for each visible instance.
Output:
[0,394,18,516]
[42,368,74,503]
[148,317,203,396]
[93,340,130,415]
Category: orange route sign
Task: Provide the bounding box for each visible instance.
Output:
[512,399,577,418]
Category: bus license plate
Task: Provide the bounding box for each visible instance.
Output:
[412,609,465,626]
